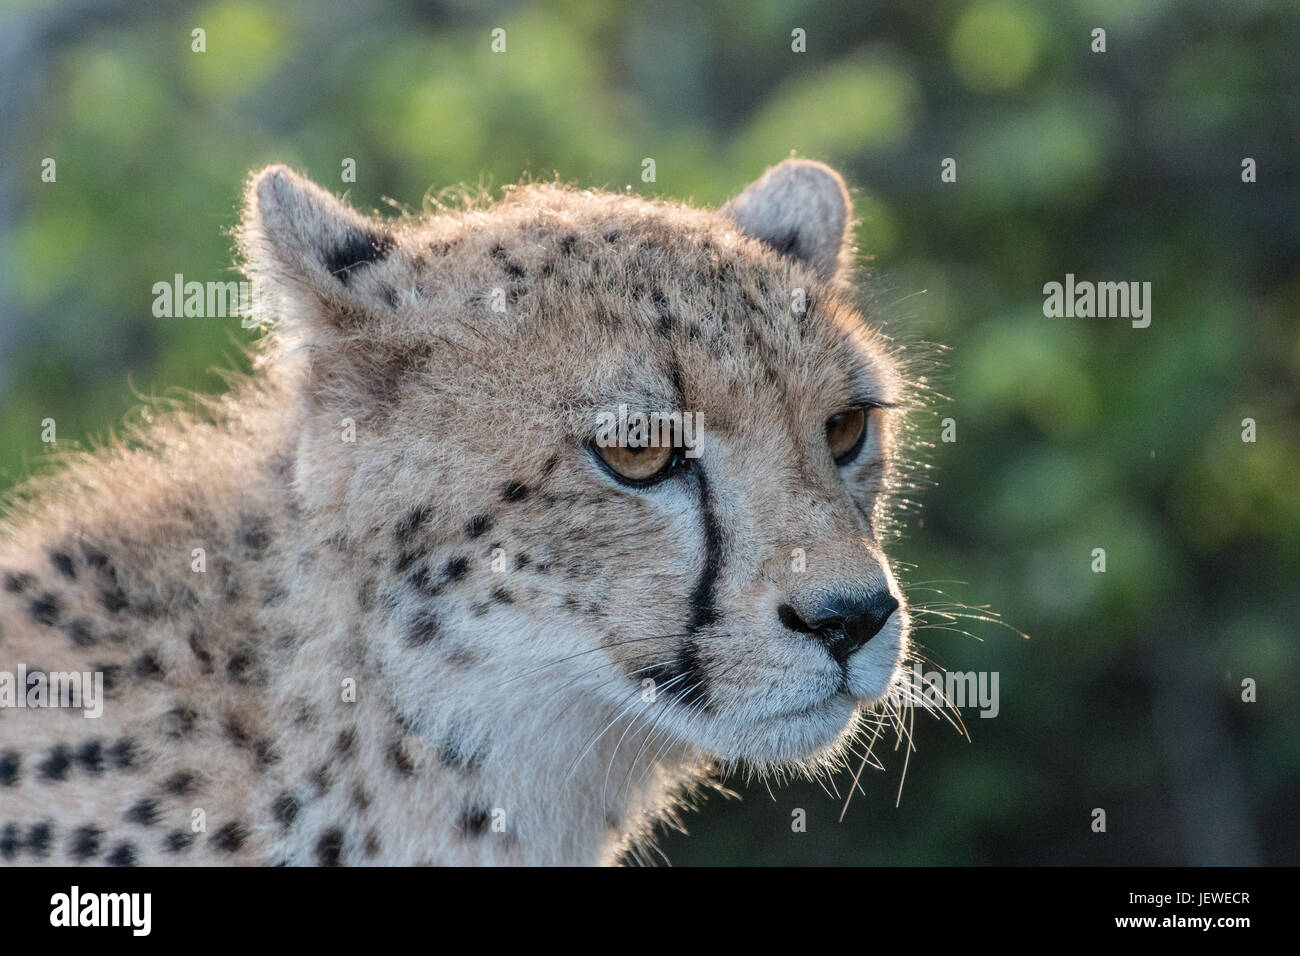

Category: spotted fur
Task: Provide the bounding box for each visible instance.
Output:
[0,159,916,865]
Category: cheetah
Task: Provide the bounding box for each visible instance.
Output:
[0,158,917,865]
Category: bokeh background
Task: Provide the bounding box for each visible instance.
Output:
[1,0,1296,865]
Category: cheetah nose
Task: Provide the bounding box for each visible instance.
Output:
[778,590,899,663]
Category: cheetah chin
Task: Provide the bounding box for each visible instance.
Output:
[0,157,921,866]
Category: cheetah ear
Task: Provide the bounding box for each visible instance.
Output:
[239,165,395,329]
[723,159,852,281]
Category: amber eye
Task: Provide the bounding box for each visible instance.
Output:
[826,407,868,464]
[591,441,680,485]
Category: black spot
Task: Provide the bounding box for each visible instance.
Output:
[502,481,529,502]
[188,629,214,673]
[407,565,442,598]
[162,771,197,795]
[0,751,20,786]
[226,648,256,684]
[163,830,193,853]
[311,763,332,796]
[26,821,53,857]
[96,663,121,696]
[75,739,104,775]
[210,822,248,853]
[395,505,429,544]
[160,706,197,738]
[105,842,138,867]
[336,727,357,759]
[69,826,102,861]
[325,225,394,285]
[466,514,492,538]
[223,713,250,747]
[4,572,34,593]
[491,587,514,605]
[252,737,280,770]
[99,582,129,614]
[394,548,424,574]
[39,745,71,782]
[389,740,414,777]
[316,828,344,867]
[364,828,381,858]
[240,517,270,556]
[63,618,95,647]
[457,805,492,837]
[0,824,19,859]
[438,736,485,773]
[108,737,137,770]
[49,551,76,579]
[81,544,109,570]
[29,593,61,626]
[405,608,441,647]
[351,784,372,811]
[272,792,300,829]
[124,797,159,826]
[132,648,164,680]
[444,556,469,581]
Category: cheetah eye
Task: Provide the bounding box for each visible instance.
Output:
[826,406,869,465]
[590,440,681,486]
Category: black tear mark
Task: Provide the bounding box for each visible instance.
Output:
[325,225,395,285]
[687,467,722,632]
[209,822,248,853]
[316,828,344,866]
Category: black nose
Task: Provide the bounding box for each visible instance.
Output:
[778,591,899,662]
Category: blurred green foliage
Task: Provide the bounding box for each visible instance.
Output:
[2,0,1296,864]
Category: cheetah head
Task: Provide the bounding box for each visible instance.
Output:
[241,159,911,771]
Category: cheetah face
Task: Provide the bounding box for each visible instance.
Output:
[243,159,910,769]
